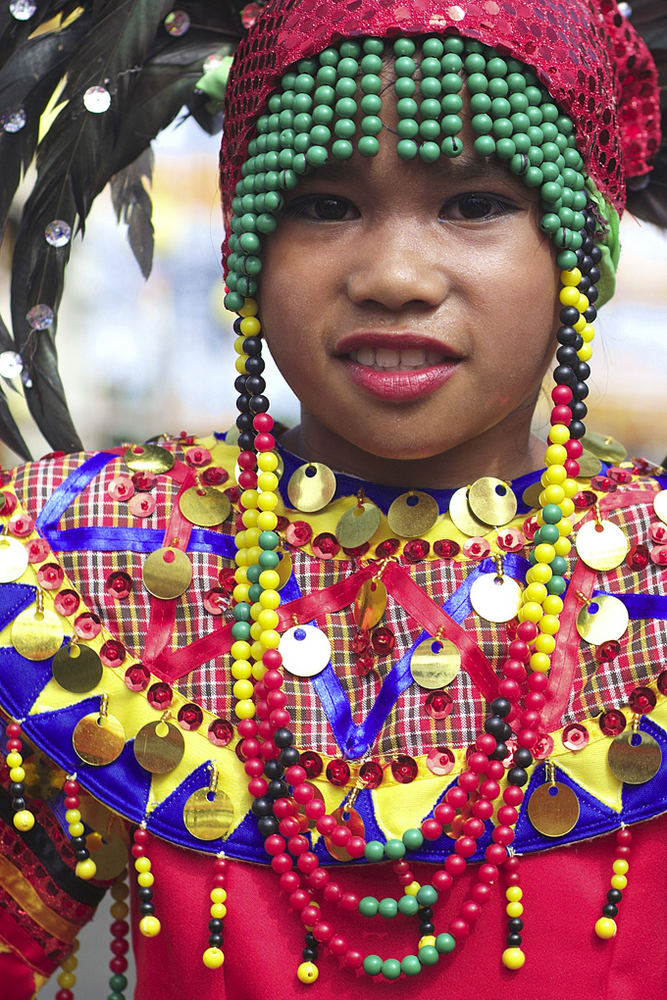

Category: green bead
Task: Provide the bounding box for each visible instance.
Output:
[339,40,361,58]
[528,145,544,165]
[394,76,416,98]
[525,84,542,106]
[507,72,527,92]
[259,550,279,569]
[492,118,513,139]
[233,602,251,620]
[510,153,526,175]
[488,77,508,97]
[259,530,279,550]
[363,955,383,977]
[338,57,359,79]
[420,55,442,78]
[542,141,560,162]
[361,53,382,73]
[496,138,516,160]
[510,112,530,133]
[420,75,442,97]
[487,56,508,77]
[108,993,124,1000]
[378,897,398,919]
[294,73,314,94]
[400,827,422,852]
[557,114,574,135]
[360,73,381,95]
[335,97,357,117]
[540,162,559,182]
[471,113,492,135]
[441,52,463,73]
[364,840,385,862]
[264,150,279,169]
[334,117,356,138]
[236,276,257,297]
[396,97,418,118]
[540,212,560,233]
[401,955,422,977]
[547,575,567,596]
[420,97,441,119]
[297,57,318,74]
[363,37,384,54]
[239,232,260,253]
[279,168,298,189]
[336,77,356,98]
[527,125,544,145]
[306,145,328,167]
[514,132,530,153]
[358,135,380,157]
[361,116,382,136]
[359,895,379,917]
[361,93,382,113]
[559,206,575,228]
[317,65,336,85]
[416,885,438,907]
[294,112,312,132]
[312,105,333,124]
[419,141,440,162]
[441,114,462,137]
[550,555,569,576]
[466,72,488,94]
[572,211,586,229]
[469,92,491,113]
[435,932,456,954]
[395,55,416,77]
[419,119,441,140]
[541,121,558,141]
[231,621,250,640]
[310,124,331,144]
[248,583,262,602]
[442,93,463,113]
[418,945,439,967]
[556,249,578,269]
[539,524,560,544]
[555,133,568,152]
[393,37,415,56]
[572,190,587,210]
[397,894,419,916]
[397,118,418,138]
[279,128,295,148]
[331,139,353,159]
[314,85,335,106]
[541,181,562,204]
[474,135,495,157]
[541,102,558,122]
[319,47,339,66]
[464,52,486,74]
[422,37,444,57]
[256,212,277,233]
[109,974,128,991]
[443,36,464,53]
[570,231,583,250]
[509,92,529,112]
[384,838,406,860]
[382,959,402,981]
[441,135,463,157]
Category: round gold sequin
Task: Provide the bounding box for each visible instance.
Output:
[0,535,29,583]
[580,432,627,463]
[324,806,365,862]
[470,573,522,623]
[387,491,439,538]
[72,711,126,766]
[467,477,517,527]
[85,829,129,881]
[575,520,629,571]
[287,463,336,512]
[335,502,381,548]
[576,595,629,646]
[133,719,185,774]
[411,637,461,689]
[52,642,103,693]
[123,443,175,474]
[353,579,386,630]
[12,607,64,660]
[276,549,293,589]
[521,481,542,510]
[143,547,192,599]
[607,730,662,784]
[527,782,580,837]
[183,787,234,840]
[653,490,667,525]
[179,486,231,527]
[576,450,603,478]
[448,487,488,537]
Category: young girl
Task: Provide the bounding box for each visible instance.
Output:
[0,1,665,998]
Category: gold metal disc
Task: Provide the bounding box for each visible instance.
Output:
[527,782,580,837]
[183,787,234,840]
[576,595,629,645]
[576,450,603,478]
[0,536,29,583]
[607,730,662,784]
[279,624,331,677]
[387,491,439,538]
[143,547,193,599]
[335,502,381,548]
[580,432,627,463]
[73,712,126,766]
[521,481,542,510]
[12,607,64,660]
[654,490,667,525]
[179,486,231,527]
[52,643,104,693]
[276,549,293,589]
[448,487,488,537]
[324,806,365,862]
[411,637,461,689]
[470,573,522,623]
[85,829,129,881]
[467,477,517,527]
[287,463,336,512]
[575,520,629,571]
[124,443,174,474]
[133,720,185,774]
[353,578,387,630]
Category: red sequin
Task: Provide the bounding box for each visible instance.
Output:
[37,562,64,590]
[426,746,455,775]
[27,538,50,563]
[599,709,626,736]
[8,514,34,536]
[342,542,370,559]
[351,630,369,655]
[209,718,234,745]
[561,723,589,752]
[462,537,490,560]
[131,472,156,491]
[597,639,620,662]
[225,485,241,504]
[626,544,649,571]
[433,538,460,558]
[284,520,312,547]
[590,475,617,493]
[403,538,430,564]
[497,529,526,553]
[628,686,656,715]
[391,754,418,784]
[649,521,667,544]
[522,516,539,541]
[100,640,126,668]
[54,589,80,617]
[147,682,173,709]
[326,759,350,787]
[124,663,151,692]
[185,447,212,467]
[607,466,633,484]
[359,760,383,789]
[0,491,17,516]
[371,625,395,656]
[650,544,667,566]
[425,690,453,720]
[204,587,228,615]
[105,571,133,600]
[202,466,229,486]
[128,493,156,518]
[108,476,134,502]
[218,567,236,593]
[73,612,101,640]
[374,537,401,558]
[178,704,204,731]
[355,652,375,677]
[532,734,554,760]
[573,490,597,509]
[658,671,667,696]
[312,532,340,559]
[300,750,323,778]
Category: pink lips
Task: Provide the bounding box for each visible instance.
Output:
[335,332,461,403]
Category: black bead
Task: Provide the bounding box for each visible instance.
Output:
[11,797,26,810]
[491,697,511,718]
[249,394,270,413]
[500,722,513,742]
[556,345,577,366]
[9,781,24,797]
[139,902,155,915]
[243,336,262,356]
[302,947,318,961]
[419,908,433,920]
[607,889,622,904]
[419,921,435,935]
[602,903,618,918]
[581,236,594,254]
[267,779,288,799]
[506,933,522,948]
[245,375,266,395]
[577,275,591,294]
[559,306,580,326]
[274,728,294,748]
[236,393,250,413]
[233,318,243,334]
[236,412,253,431]
[237,432,255,451]
[138,887,153,902]
[508,917,523,932]
[590,245,602,263]
[251,796,274,817]
[587,285,598,303]
[245,355,265,375]
[570,400,587,420]
[507,767,528,786]
[556,326,577,346]
[257,815,279,836]
[234,375,247,394]
[580,255,594,274]
[280,746,300,767]
[484,715,506,738]
[572,381,589,400]
[576,361,591,381]
[584,305,597,322]
[553,364,575,386]
[75,847,89,861]
[209,918,224,932]
[70,835,86,849]
[489,742,509,761]
[588,266,600,284]
[513,747,532,768]
[264,759,284,779]
[304,933,316,946]
[209,934,223,948]
[569,420,586,440]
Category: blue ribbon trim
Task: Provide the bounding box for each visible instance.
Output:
[36,451,118,534]
[594,590,667,620]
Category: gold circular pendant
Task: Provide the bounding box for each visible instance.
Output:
[607,730,662,785]
[448,487,488,537]
[387,491,439,538]
[279,624,332,677]
[133,719,185,774]
[12,607,64,660]
[576,595,629,645]
[85,829,129,881]
[0,536,29,583]
[575,520,629,571]
[470,573,522,623]
[124,443,174,474]
[353,578,387,630]
[653,489,667,525]
[576,450,603,478]
[179,486,231,527]
[324,806,365,862]
[143,547,193,599]
[287,463,336,512]
[183,787,234,840]
[467,477,517,527]
[527,782,580,837]
[52,643,104,693]
[580,432,627,463]
[276,549,293,589]
[411,637,461,689]
[73,711,126,766]
[335,502,381,548]
[521,481,542,510]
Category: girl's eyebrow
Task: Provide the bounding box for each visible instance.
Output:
[296,154,519,186]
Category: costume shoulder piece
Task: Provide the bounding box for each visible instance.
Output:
[0,434,666,867]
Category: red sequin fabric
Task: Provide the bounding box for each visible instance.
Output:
[220,0,660,227]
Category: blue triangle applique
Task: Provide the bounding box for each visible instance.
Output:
[619,717,667,822]
[0,581,36,631]
[0,636,70,719]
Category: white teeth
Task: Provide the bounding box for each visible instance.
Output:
[349,347,444,370]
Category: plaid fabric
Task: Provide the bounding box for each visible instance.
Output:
[9,442,666,761]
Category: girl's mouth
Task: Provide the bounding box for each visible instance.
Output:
[347,347,446,370]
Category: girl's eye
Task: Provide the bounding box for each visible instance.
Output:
[283,195,358,221]
[441,193,517,221]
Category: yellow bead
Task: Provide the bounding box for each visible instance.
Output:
[257,451,278,471]
[239,297,258,317]
[69,822,85,838]
[257,511,278,531]
[139,915,161,937]
[539,615,560,636]
[543,464,566,484]
[404,881,421,896]
[560,267,582,286]
[257,472,278,492]
[506,901,524,918]
[210,886,227,903]
[610,874,627,891]
[245,527,260,545]
[61,954,78,972]
[535,633,556,654]
[110,901,129,919]
[232,659,252,679]
[548,424,570,445]
[534,544,556,564]
[233,334,246,354]
[234,356,247,374]
[250,602,261,621]
[554,537,571,557]
[558,517,573,536]
[259,589,280,609]
[251,662,267,681]
[527,563,552,585]
[6,751,22,768]
[506,886,523,902]
[418,935,436,949]
[65,809,81,825]
[235,699,255,720]
[75,858,97,880]
[234,549,249,567]
[573,315,586,332]
[203,946,225,969]
[612,858,628,875]
[258,491,278,512]
[258,570,280,590]
[502,947,526,970]
[233,679,254,701]
[563,478,578,498]
[240,316,260,336]
[240,489,258,509]
[545,444,567,466]
[134,856,152,873]
[542,595,563,616]
[242,508,259,527]
[542,484,565,504]
[250,640,265,661]
[578,343,592,362]
[9,766,25,782]
[524,583,547,604]
[231,640,251,660]
[577,293,589,314]
[519,601,543,623]
[594,917,617,940]
[234,567,248,584]
[13,809,35,832]
[581,323,595,342]
[57,971,76,989]
[560,499,574,518]
[296,961,319,984]
[138,871,155,887]
[258,609,279,630]
[210,902,227,919]
[529,652,551,673]
[559,286,579,307]
[249,621,262,640]
[247,546,262,565]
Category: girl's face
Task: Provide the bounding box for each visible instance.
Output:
[258,115,561,485]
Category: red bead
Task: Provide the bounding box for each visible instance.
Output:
[323,882,342,903]
[316,815,337,836]
[480,779,500,800]
[449,917,470,938]
[472,799,494,820]
[432,869,453,892]
[564,459,580,477]
[293,782,314,804]
[64,795,79,809]
[505,872,521,885]
[253,412,274,432]
[503,785,524,806]
[551,385,572,404]
[508,639,530,662]
[133,827,149,845]
[461,900,482,923]
[524,691,545,711]
[344,949,364,970]
[297,852,319,874]
[517,621,538,642]
[254,432,275,451]
[279,871,299,891]
[238,470,257,489]
[111,938,129,956]
[212,874,227,887]
[492,825,514,846]
[309,868,329,889]
[313,921,333,942]
[445,854,467,876]
[565,438,583,458]
[517,728,537,748]
[262,649,282,670]
[245,759,264,777]
[463,817,484,839]
[5,738,21,752]
[260,741,280,761]
[269,709,290,729]
[130,844,146,859]
[498,806,518,825]
[458,770,478,792]
[616,845,631,858]
[550,404,572,425]
[527,672,548,691]
[471,882,492,904]
[237,718,258,738]
[499,678,521,701]
[617,828,632,845]
[266,690,286,709]
[422,819,442,841]
[476,733,496,755]
[287,835,308,855]
[110,957,128,974]
[331,825,351,847]
[478,863,499,884]
[455,836,477,858]
[504,855,520,872]
[272,853,293,874]
[340,892,360,912]
[301,905,321,926]
[305,798,325,821]
[288,889,309,911]
[248,777,268,797]
[446,786,469,809]
[329,935,348,957]
[111,920,129,937]
[56,991,74,1000]
[486,843,507,864]
[347,837,366,859]
[503,660,527,682]
[486,761,505,781]
[467,752,489,774]
[264,835,286,856]
[434,803,456,825]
